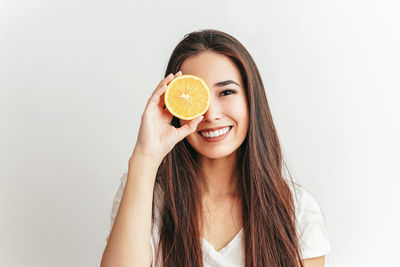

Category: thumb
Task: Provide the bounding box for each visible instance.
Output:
[177,116,204,142]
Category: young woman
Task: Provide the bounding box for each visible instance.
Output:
[101,29,331,267]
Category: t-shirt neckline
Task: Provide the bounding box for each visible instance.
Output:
[201,227,244,254]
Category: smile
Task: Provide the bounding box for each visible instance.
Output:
[197,126,233,142]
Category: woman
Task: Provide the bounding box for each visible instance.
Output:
[101,29,331,267]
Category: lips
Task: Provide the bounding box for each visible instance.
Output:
[197,126,233,142]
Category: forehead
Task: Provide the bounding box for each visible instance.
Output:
[180,51,243,88]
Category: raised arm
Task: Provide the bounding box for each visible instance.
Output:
[101,152,159,267]
[100,71,204,267]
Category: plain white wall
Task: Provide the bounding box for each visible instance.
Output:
[1,0,399,266]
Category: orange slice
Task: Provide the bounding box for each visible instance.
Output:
[164,74,210,120]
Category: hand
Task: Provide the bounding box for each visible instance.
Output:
[132,71,204,165]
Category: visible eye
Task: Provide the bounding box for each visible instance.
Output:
[219,89,237,96]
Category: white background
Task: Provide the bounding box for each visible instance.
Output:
[1,0,399,266]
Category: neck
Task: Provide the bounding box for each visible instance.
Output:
[198,152,240,198]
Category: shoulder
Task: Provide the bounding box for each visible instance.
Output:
[287,182,332,259]
[289,182,324,218]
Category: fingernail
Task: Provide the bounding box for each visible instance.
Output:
[177,70,182,75]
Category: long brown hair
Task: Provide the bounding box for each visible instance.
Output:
[154,29,304,267]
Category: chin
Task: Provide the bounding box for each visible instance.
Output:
[196,151,233,159]
[189,143,239,160]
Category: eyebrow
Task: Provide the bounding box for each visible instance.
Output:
[213,80,240,87]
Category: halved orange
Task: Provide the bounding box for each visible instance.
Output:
[164,74,210,120]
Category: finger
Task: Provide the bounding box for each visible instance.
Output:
[149,71,182,105]
[156,72,174,89]
[176,115,204,142]
[150,74,172,100]
[154,71,182,98]
[144,74,172,110]
[160,109,173,123]
[173,70,183,79]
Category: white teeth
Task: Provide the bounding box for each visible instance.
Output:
[200,127,231,138]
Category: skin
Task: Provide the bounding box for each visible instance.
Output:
[179,51,249,198]
[178,51,325,266]
[101,66,326,266]
[303,256,326,267]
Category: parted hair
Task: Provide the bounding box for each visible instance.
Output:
[154,29,304,267]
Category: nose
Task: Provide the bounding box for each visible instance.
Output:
[202,95,222,123]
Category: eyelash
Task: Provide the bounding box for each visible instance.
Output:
[219,89,237,96]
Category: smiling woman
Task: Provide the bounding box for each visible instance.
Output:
[101,29,332,267]
[178,51,249,160]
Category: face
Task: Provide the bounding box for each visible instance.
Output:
[179,51,249,159]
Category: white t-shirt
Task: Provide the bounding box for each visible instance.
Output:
[106,172,332,267]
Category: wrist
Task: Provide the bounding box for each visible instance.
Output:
[130,147,162,170]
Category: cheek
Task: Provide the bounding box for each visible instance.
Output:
[236,114,249,134]
[228,99,249,127]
